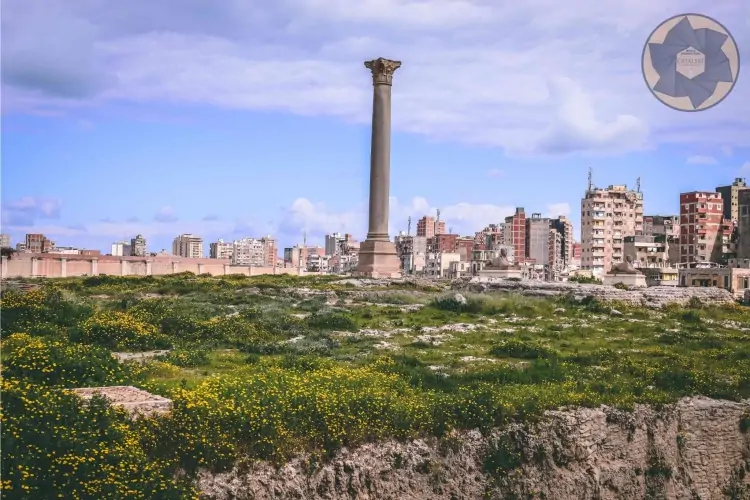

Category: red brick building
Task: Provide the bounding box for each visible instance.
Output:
[505,208,526,264]
[679,191,724,263]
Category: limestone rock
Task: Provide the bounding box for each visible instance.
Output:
[196,397,750,500]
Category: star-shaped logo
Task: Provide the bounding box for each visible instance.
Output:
[642,14,740,112]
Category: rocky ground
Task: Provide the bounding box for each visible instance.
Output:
[197,397,750,500]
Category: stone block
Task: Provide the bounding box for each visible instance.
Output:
[71,385,172,417]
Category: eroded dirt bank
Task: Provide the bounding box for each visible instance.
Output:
[197,397,750,499]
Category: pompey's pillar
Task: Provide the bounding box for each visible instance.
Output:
[356,58,402,278]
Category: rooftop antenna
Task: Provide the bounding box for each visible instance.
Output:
[587,167,593,192]
[407,216,411,236]
[636,176,641,193]
[449,227,453,234]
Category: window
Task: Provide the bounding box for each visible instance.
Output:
[724,275,729,288]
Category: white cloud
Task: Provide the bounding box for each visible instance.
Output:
[721,145,734,157]
[546,202,571,218]
[686,155,719,165]
[3,0,748,155]
[154,206,178,223]
[486,168,504,178]
[740,161,750,173]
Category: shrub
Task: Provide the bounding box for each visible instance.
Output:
[489,339,559,360]
[568,275,602,285]
[1,333,132,387]
[147,364,433,469]
[1,379,195,499]
[75,310,170,351]
[157,349,210,368]
[307,312,358,331]
[430,295,483,314]
[0,287,93,334]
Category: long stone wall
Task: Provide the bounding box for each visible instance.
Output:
[1,254,309,279]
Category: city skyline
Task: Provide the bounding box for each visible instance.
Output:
[2,1,749,254]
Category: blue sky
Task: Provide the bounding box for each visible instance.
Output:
[2,0,749,255]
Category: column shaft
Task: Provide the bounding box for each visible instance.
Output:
[367,84,392,241]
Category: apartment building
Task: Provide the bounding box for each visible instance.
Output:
[550,216,574,267]
[525,213,550,265]
[209,239,234,259]
[716,177,748,222]
[425,252,460,278]
[324,233,345,256]
[232,237,276,267]
[679,191,723,264]
[416,216,446,238]
[111,241,132,257]
[130,234,147,257]
[0,234,10,248]
[580,184,644,277]
[24,233,55,253]
[624,235,670,268]
[428,233,457,253]
[547,229,564,281]
[738,190,750,259]
[284,245,324,268]
[505,208,526,264]
[395,234,427,273]
[172,234,204,259]
[644,215,680,238]
[455,237,475,262]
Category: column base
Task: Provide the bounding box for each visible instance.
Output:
[355,239,402,278]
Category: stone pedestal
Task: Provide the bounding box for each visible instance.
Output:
[356,57,403,278]
[602,273,647,288]
[478,268,524,280]
[357,240,402,278]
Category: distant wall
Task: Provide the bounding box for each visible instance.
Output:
[1,254,312,279]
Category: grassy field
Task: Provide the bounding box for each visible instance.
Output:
[3,273,750,499]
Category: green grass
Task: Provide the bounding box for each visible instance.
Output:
[2,273,750,498]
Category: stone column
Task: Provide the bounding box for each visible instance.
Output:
[172,261,179,274]
[1,256,7,278]
[120,259,128,276]
[356,57,403,278]
[146,261,153,276]
[60,258,67,278]
[31,257,38,277]
[91,259,98,276]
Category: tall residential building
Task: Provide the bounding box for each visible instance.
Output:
[284,245,323,268]
[716,177,749,222]
[209,239,234,259]
[547,229,564,280]
[679,191,723,264]
[525,213,550,265]
[581,184,644,276]
[25,233,54,253]
[0,234,10,248]
[737,190,750,259]
[325,233,345,256]
[504,207,526,264]
[172,234,204,259]
[550,216,574,266]
[130,234,147,257]
[111,241,132,256]
[232,236,276,267]
[416,216,446,238]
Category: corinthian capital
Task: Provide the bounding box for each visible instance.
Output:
[365,58,401,86]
